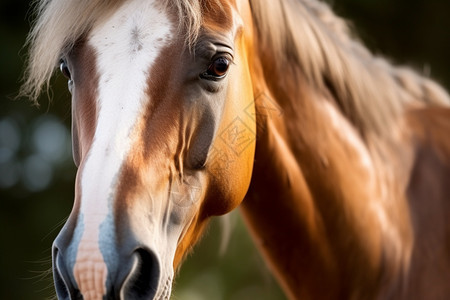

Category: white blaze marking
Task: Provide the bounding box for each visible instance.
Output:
[73,0,173,298]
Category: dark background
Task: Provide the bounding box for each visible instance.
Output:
[1,0,449,299]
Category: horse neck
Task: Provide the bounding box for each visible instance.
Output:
[241,54,415,299]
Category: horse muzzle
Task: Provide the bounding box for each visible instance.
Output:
[52,230,170,300]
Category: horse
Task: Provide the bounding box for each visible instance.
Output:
[21,0,450,299]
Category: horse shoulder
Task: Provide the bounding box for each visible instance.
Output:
[403,106,450,299]
[406,106,450,196]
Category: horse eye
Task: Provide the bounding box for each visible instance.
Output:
[60,60,71,80]
[201,56,230,80]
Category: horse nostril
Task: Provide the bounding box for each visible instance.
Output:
[122,248,161,300]
[53,246,82,300]
[53,247,69,299]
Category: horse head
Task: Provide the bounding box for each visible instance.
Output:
[50,1,256,299]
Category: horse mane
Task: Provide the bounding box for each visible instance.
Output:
[250,0,450,135]
[22,0,450,135]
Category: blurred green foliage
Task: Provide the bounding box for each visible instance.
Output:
[1,0,449,299]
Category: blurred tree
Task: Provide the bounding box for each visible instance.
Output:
[0,0,449,299]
